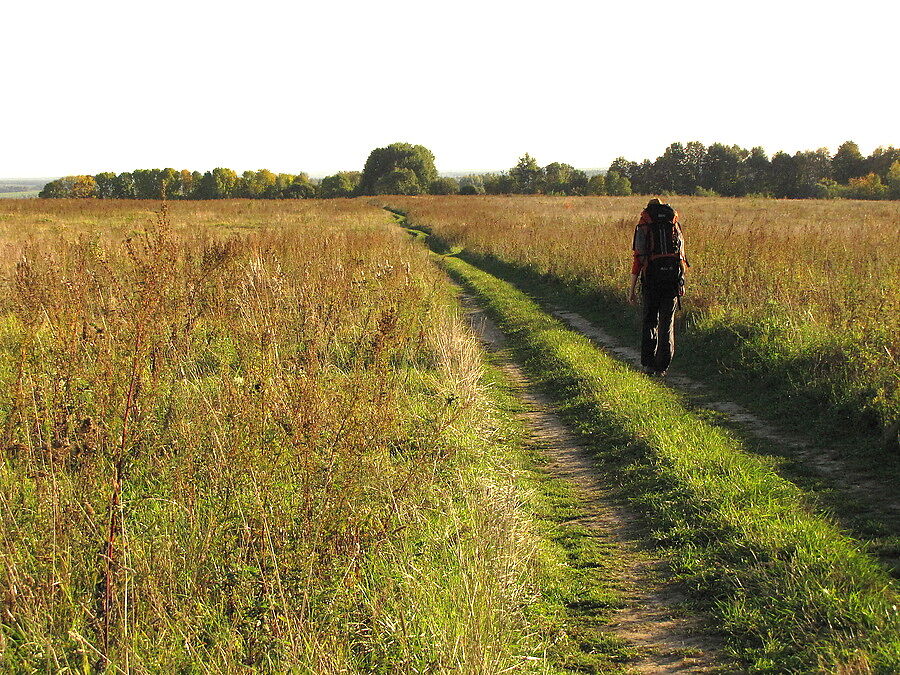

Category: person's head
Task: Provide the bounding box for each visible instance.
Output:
[647,198,662,208]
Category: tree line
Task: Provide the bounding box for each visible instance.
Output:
[601,141,900,200]
[39,140,900,200]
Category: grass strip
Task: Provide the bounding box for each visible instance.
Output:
[436,248,900,673]
[478,355,635,673]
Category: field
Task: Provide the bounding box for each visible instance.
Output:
[386,195,900,432]
[0,197,898,673]
[0,190,40,199]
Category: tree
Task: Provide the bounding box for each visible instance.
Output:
[39,177,72,198]
[742,147,771,195]
[832,141,865,183]
[543,162,574,194]
[458,175,485,195]
[567,169,590,195]
[283,174,316,198]
[159,168,178,199]
[683,141,706,191]
[793,148,832,198]
[865,146,900,180]
[194,168,239,199]
[212,168,239,198]
[132,169,163,199]
[886,160,900,200]
[95,172,118,199]
[174,169,196,198]
[630,160,655,194]
[770,151,798,198]
[605,170,632,196]
[701,143,748,196]
[814,178,845,199]
[654,142,689,194]
[429,177,459,195]
[374,168,423,195]
[509,153,543,193]
[846,173,888,200]
[274,173,296,198]
[587,174,606,195]
[241,169,277,198]
[113,172,135,198]
[318,172,360,198]
[70,175,97,198]
[359,143,437,195]
[608,157,637,181]
[482,173,514,194]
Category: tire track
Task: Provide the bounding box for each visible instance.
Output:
[459,295,728,674]
[548,306,900,518]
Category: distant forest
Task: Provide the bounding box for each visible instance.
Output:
[39,140,900,200]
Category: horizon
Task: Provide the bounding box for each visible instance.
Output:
[0,138,894,184]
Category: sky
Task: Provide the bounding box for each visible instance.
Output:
[2,0,897,178]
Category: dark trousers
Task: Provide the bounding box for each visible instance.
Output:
[641,289,677,372]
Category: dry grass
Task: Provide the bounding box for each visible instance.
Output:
[0,198,547,672]
[387,195,900,428]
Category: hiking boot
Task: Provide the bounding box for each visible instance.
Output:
[655,370,668,378]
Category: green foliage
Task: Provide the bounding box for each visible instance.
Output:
[832,140,866,183]
[428,177,459,195]
[283,174,316,199]
[887,160,900,200]
[240,168,277,198]
[587,173,606,195]
[359,142,437,195]
[457,175,485,195]
[94,172,118,199]
[542,162,573,194]
[509,153,543,194]
[437,248,900,672]
[38,177,70,198]
[815,177,845,199]
[318,171,360,198]
[604,170,632,196]
[374,167,423,195]
[846,173,889,200]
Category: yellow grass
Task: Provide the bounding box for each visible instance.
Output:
[387,195,900,427]
[0,198,547,671]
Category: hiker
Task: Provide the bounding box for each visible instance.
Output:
[628,198,686,376]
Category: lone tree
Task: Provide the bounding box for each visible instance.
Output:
[359,143,437,195]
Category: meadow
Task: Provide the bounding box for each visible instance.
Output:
[386,195,900,433]
[2,196,899,673]
[0,199,562,671]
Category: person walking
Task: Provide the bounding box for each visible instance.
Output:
[628,198,686,376]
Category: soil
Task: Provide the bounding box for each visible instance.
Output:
[549,307,900,522]
[460,297,729,674]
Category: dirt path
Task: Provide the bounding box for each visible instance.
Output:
[460,296,727,674]
[549,307,900,534]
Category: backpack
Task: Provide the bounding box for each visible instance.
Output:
[642,203,684,299]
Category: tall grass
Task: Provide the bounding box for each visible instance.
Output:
[386,195,900,431]
[439,248,900,672]
[0,199,549,671]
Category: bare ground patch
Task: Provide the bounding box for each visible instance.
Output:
[550,306,900,572]
[461,296,729,674]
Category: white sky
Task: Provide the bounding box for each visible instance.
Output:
[2,0,897,178]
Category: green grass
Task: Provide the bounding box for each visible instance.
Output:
[477,354,635,673]
[431,243,900,672]
[0,190,39,199]
[437,246,900,575]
